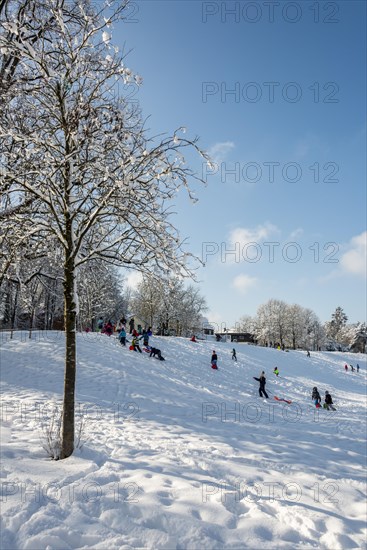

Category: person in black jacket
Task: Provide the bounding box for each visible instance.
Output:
[150,347,165,361]
[211,350,218,369]
[324,391,336,410]
[253,371,269,398]
[312,387,321,407]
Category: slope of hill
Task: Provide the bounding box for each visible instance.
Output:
[1,331,366,549]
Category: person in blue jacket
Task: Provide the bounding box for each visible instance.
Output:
[118,327,127,346]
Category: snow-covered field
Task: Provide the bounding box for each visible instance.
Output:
[1,331,366,550]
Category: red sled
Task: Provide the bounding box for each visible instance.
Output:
[211,363,218,369]
[274,396,292,404]
[129,345,134,351]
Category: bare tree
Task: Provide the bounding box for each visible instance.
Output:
[255,299,289,346]
[131,273,207,335]
[0,0,209,458]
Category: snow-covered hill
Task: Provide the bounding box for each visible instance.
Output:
[1,331,366,550]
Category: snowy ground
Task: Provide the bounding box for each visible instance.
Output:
[1,331,366,550]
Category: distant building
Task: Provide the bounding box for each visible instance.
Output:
[216,331,256,343]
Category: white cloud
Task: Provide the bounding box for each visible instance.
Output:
[340,231,367,277]
[207,141,235,164]
[288,227,304,240]
[232,274,257,294]
[229,222,279,247]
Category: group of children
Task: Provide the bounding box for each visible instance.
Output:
[97,318,114,336]
[96,315,166,361]
[116,322,165,361]
[311,387,336,410]
[211,348,339,411]
[344,363,360,373]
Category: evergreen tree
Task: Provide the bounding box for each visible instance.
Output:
[325,307,348,340]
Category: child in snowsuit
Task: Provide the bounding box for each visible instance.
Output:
[312,387,321,407]
[273,367,279,376]
[211,351,218,369]
[104,321,113,336]
[232,348,237,361]
[150,347,165,360]
[323,391,336,410]
[131,335,142,353]
[118,328,127,346]
[344,364,348,371]
[253,372,269,398]
[142,330,150,347]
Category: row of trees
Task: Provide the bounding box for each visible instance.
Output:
[1,262,208,337]
[238,301,366,352]
[238,299,324,350]
[0,258,129,332]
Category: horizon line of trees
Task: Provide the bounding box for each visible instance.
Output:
[0,262,208,337]
[237,302,366,353]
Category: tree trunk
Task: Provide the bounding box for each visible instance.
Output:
[60,255,76,459]
[10,284,19,330]
[28,305,34,339]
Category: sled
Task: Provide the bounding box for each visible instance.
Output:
[211,363,218,370]
[274,396,292,404]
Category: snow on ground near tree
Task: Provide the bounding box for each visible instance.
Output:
[1,331,366,550]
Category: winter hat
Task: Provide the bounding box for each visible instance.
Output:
[325,391,329,394]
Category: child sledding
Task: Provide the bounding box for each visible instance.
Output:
[211,351,218,369]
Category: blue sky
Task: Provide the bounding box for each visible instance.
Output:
[115,0,366,329]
